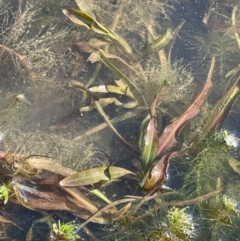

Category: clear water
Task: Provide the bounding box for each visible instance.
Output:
[0,0,240,240]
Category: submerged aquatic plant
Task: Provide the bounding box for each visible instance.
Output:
[0,184,10,204]
[0,0,240,240]
[0,0,67,89]
[165,207,195,240]
[51,221,81,241]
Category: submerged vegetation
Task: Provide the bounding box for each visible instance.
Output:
[0,0,240,240]
[51,221,80,241]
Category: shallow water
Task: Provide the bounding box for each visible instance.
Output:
[0,0,240,240]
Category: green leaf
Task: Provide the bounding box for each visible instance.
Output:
[139,95,160,172]
[197,75,240,141]
[75,0,95,17]
[59,166,135,187]
[62,8,93,29]
[98,50,147,105]
[62,8,118,40]
[91,20,118,39]
[139,28,173,59]
[140,118,159,172]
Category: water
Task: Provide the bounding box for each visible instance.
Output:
[0,0,240,240]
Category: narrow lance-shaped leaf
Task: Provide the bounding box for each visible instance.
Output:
[63,6,133,57]
[93,100,141,153]
[198,75,240,141]
[62,8,93,29]
[75,0,95,17]
[68,80,140,152]
[23,157,75,177]
[98,50,137,74]
[61,187,98,213]
[16,183,54,202]
[98,50,147,105]
[225,64,240,78]
[141,57,215,191]
[62,8,118,40]
[89,79,136,100]
[139,28,173,59]
[12,183,73,211]
[91,20,119,40]
[89,84,129,95]
[60,166,135,187]
[140,94,160,172]
[157,57,215,156]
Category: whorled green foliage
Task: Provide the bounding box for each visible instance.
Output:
[51,221,81,241]
[183,146,226,197]
[195,194,240,241]
[102,206,195,241]
[176,127,240,240]
[183,130,232,198]
[164,207,195,241]
[144,207,195,241]
[0,184,10,204]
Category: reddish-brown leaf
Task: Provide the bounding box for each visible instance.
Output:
[142,153,172,191]
[157,57,215,156]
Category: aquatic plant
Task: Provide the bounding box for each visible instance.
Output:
[0,0,240,240]
[0,184,10,204]
[0,0,67,91]
[51,221,81,241]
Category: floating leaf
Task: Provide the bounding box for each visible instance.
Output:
[60,166,135,187]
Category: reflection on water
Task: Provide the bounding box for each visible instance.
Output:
[0,0,240,240]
